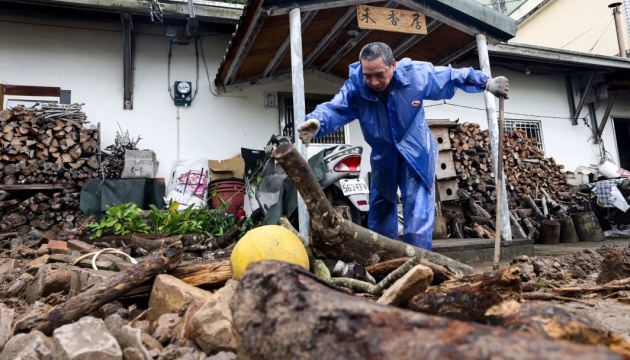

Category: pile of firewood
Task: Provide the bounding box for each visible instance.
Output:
[101,126,141,178]
[0,189,81,234]
[449,122,582,240]
[0,104,100,187]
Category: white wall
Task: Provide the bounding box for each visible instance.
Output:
[425,63,624,173]
[2,12,628,197]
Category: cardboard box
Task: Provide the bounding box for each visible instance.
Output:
[208,154,245,181]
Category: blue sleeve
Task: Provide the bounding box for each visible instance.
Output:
[305,80,359,138]
[420,63,489,100]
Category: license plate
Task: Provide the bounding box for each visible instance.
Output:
[339,179,369,196]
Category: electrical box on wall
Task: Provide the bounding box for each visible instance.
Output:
[174,81,192,106]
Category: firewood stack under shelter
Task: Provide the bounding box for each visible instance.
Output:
[0,103,99,235]
[433,120,586,242]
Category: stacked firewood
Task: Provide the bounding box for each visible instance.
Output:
[0,104,100,187]
[0,189,81,233]
[101,126,141,178]
[449,122,578,240]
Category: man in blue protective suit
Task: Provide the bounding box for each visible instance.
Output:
[298,42,509,250]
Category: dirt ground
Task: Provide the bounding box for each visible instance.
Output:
[474,238,630,342]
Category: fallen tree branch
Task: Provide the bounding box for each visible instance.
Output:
[272,143,473,275]
[522,292,594,306]
[14,242,183,335]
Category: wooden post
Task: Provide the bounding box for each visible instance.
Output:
[476,34,511,242]
[289,8,310,240]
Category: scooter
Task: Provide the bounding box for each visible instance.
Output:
[250,135,369,227]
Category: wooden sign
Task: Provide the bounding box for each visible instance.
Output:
[356,5,427,35]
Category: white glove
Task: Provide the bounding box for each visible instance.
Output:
[486,76,509,98]
[298,119,320,146]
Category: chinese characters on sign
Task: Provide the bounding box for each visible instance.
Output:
[356,5,427,35]
[264,91,278,109]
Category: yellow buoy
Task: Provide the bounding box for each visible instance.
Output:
[230,225,310,279]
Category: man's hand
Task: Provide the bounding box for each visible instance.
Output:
[486,76,509,98]
[298,119,320,146]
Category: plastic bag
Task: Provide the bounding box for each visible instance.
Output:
[610,186,630,212]
[164,158,210,209]
[599,160,630,179]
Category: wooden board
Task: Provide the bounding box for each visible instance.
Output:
[356,5,427,35]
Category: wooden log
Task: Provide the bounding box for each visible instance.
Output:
[407,267,522,322]
[509,212,528,240]
[14,242,182,335]
[365,257,459,285]
[231,261,621,360]
[539,220,561,245]
[572,212,605,242]
[524,195,544,217]
[272,143,473,275]
[559,217,579,243]
[486,300,630,358]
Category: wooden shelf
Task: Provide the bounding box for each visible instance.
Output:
[0,184,77,191]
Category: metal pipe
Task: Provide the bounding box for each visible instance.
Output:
[289,8,310,240]
[611,3,627,57]
[187,0,196,18]
[475,33,512,242]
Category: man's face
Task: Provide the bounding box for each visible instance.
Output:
[361,57,396,93]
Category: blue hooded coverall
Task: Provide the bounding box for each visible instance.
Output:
[306,58,489,250]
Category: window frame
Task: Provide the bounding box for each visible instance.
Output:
[277,92,350,145]
[504,119,545,152]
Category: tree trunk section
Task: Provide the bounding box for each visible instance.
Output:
[486,300,630,358]
[230,261,621,360]
[272,143,473,275]
[559,217,580,243]
[540,220,561,245]
[572,211,605,242]
[407,267,522,322]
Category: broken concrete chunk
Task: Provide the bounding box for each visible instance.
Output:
[7,272,35,297]
[0,304,15,353]
[0,259,17,278]
[190,280,239,355]
[147,274,212,323]
[25,264,72,304]
[69,267,115,295]
[153,313,181,345]
[105,314,151,360]
[52,316,122,360]
[0,330,52,360]
[377,264,434,307]
[26,254,50,275]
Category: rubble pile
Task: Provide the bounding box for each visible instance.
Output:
[1,142,630,359]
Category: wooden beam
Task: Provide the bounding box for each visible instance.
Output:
[224,3,267,85]
[597,93,618,136]
[572,72,596,125]
[263,11,317,78]
[392,19,441,58]
[565,75,577,125]
[304,7,355,68]
[121,13,134,110]
[435,39,477,66]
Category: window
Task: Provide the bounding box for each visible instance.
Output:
[504,119,544,151]
[278,93,348,144]
[491,0,506,13]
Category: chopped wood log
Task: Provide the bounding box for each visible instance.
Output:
[509,212,528,239]
[540,220,561,244]
[376,264,433,307]
[14,242,183,335]
[365,257,459,285]
[231,261,621,360]
[130,234,181,252]
[272,143,473,275]
[559,217,579,243]
[572,211,605,242]
[524,195,544,217]
[486,300,630,357]
[407,267,522,322]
